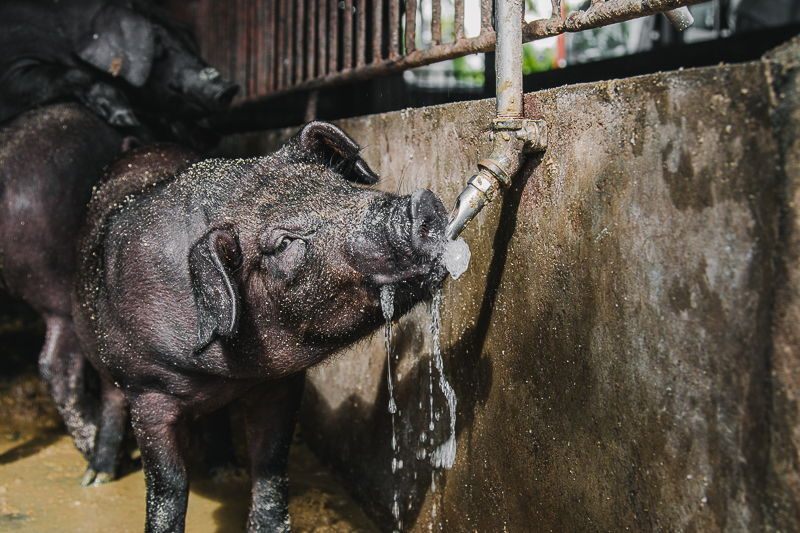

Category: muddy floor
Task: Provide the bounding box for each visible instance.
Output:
[0,305,378,533]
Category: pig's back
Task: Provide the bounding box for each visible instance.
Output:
[73,144,200,377]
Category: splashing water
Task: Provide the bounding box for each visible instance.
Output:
[443,237,471,280]
[381,284,403,533]
[381,284,397,415]
[430,287,457,469]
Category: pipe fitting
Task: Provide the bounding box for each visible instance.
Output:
[446,118,548,240]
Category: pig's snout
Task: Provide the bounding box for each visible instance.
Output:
[180,67,240,113]
[347,188,447,285]
[409,188,447,263]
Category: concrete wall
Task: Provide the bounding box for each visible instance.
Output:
[218,36,800,532]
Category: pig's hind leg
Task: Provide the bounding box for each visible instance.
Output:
[38,315,98,458]
[244,373,306,533]
[82,379,127,486]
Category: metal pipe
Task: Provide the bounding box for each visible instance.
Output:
[446,0,546,241]
[495,0,523,120]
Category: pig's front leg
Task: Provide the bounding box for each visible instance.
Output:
[245,373,306,533]
[130,392,191,533]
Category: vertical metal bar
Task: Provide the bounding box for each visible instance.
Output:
[454,0,465,40]
[248,0,258,96]
[372,0,383,62]
[496,0,523,119]
[196,0,209,73]
[238,0,250,99]
[329,0,338,73]
[264,0,275,93]
[223,2,232,79]
[307,0,317,80]
[431,0,442,45]
[276,0,285,89]
[318,0,327,75]
[343,0,353,69]
[404,0,417,54]
[389,0,400,58]
[295,0,305,84]
[356,0,367,65]
[481,0,493,31]
[286,0,295,87]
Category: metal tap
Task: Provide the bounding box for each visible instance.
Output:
[446,118,547,240]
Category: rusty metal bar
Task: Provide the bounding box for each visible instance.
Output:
[265,0,275,92]
[329,0,338,73]
[344,0,354,70]
[389,0,400,59]
[261,31,496,99]
[275,0,285,88]
[193,0,711,102]
[404,0,417,54]
[295,0,305,84]
[481,0,493,32]
[524,0,709,39]
[248,0,258,96]
[372,0,383,62]
[307,0,317,80]
[431,0,442,45]
[286,0,295,86]
[318,0,327,75]
[454,0,465,41]
[357,0,367,66]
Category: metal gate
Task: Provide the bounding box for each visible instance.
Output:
[190,0,709,104]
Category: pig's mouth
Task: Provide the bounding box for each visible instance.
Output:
[347,188,448,287]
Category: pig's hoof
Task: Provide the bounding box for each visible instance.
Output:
[81,468,97,487]
[81,469,115,487]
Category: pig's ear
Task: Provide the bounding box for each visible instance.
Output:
[189,230,241,352]
[298,122,379,185]
[77,4,155,87]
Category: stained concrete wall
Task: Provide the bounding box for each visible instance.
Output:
[218,36,800,532]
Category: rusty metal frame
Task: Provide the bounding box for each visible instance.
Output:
[194,0,711,104]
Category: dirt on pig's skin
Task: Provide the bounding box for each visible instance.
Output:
[0,370,379,533]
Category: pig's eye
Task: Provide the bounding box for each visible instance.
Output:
[273,236,293,254]
[261,232,308,280]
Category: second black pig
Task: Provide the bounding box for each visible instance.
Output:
[72,122,447,532]
[0,0,238,128]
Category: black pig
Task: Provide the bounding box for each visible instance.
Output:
[0,0,238,128]
[72,122,447,532]
[0,104,125,458]
[0,103,201,475]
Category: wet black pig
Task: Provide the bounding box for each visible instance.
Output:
[0,104,125,458]
[72,122,447,532]
[0,0,238,128]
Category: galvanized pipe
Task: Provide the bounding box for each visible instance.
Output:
[495,0,523,120]
[446,0,538,240]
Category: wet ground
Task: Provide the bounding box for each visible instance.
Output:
[0,306,378,533]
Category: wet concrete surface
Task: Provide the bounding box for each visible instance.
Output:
[0,314,379,533]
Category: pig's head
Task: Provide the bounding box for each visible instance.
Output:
[77,1,239,119]
[189,122,446,360]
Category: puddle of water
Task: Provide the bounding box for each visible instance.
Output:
[0,372,378,533]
